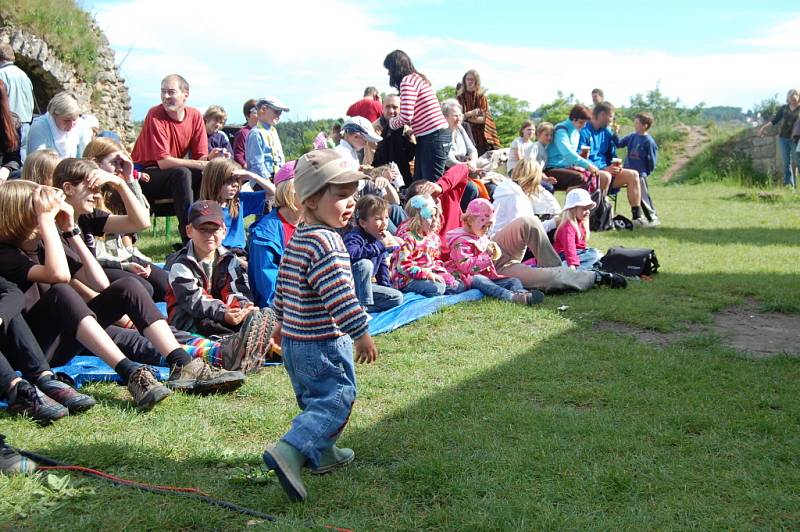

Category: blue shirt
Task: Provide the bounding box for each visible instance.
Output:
[545,119,590,170]
[617,133,658,176]
[579,122,617,168]
[222,191,266,249]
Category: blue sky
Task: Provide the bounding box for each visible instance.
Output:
[88,0,800,123]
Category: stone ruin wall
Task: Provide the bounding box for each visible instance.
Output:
[732,127,785,181]
[0,24,134,143]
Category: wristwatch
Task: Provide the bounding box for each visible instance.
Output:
[61,226,82,239]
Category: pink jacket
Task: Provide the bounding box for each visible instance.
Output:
[390,222,455,290]
[444,227,502,287]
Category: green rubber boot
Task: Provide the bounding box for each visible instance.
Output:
[310,445,355,475]
[262,441,307,502]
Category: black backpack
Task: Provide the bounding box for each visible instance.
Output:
[590,189,615,232]
[597,246,660,277]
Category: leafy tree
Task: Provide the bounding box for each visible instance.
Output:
[749,94,780,123]
[437,86,531,146]
[278,118,341,160]
[533,91,577,124]
[436,86,457,102]
[624,86,704,125]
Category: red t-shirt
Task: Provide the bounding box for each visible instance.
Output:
[132,105,208,167]
[346,98,383,122]
[277,210,296,246]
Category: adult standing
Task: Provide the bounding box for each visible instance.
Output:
[545,104,605,191]
[457,69,500,156]
[759,89,800,188]
[383,49,450,182]
[0,80,21,182]
[131,74,224,243]
[372,93,416,186]
[232,98,258,168]
[27,91,91,159]
[0,43,33,160]
[346,87,383,122]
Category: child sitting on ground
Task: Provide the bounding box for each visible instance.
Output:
[199,158,275,257]
[390,194,463,297]
[445,198,544,305]
[344,195,404,313]
[263,149,378,503]
[553,189,602,270]
[166,200,275,373]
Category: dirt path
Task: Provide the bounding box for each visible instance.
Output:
[660,126,711,181]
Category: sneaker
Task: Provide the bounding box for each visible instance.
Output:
[36,375,96,414]
[220,309,277,374]
[309,445,355,475]
[127,366,172,411]
[6,380,68,425]
[632,217,655,228]
[0,436,37,474]
[167,357,245,395]
[511,290,545,305]
[263,441,307,502]
[596,270,628,289]
[648,216,661,227]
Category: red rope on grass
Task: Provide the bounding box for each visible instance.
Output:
[37,465,212,497]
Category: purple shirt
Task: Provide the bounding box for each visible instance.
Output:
[233,125,253,168]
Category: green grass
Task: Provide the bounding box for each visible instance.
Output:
[0,0,101,82]
[1,179,799,530]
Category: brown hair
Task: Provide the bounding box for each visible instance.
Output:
[242,98,257,120]
[537,122,554,137]
[0,180,38,245]
[592,101,615,117]
[568,104,592,121]
[383,50,428,90]
[519,120,534,137]
[591,88,604,98]
[204,105,227,123]
[83,136,127,162]
[355,194,388,224]
[200,158,241,218]
[53,158,100,189]
[459,69,483,97]
[21,149,60,186]
[0,80,19,152]
[635,112,654,130]
[162,74,189,92]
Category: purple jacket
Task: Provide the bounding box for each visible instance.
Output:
[343,227,394,287]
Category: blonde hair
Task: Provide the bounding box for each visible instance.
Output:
[47,91,81,118]
[787,89,799,104]
[204,105,227,123]
[536,122,554,137]
[200,158,241,218]
[557,205,590,241]
[22,149,60,185]
[0,180,39,245]
[510,158,544,197]
[403,194,440,235]
[274,179,298,212]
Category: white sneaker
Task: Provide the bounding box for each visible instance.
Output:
[632,217,655,228]
[648,216,661,227]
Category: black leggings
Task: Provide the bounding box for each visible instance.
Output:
[25,277,166,367]
[140,166,203,242]
[0,315,51,394]
[104,262,170,303]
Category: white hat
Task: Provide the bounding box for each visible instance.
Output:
[256,96,290,112]
[342,116,382,143]
[563,188,596,210]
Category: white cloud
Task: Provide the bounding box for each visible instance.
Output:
[94,1,800,122]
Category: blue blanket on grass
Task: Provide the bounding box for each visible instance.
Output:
[0,290,483,408]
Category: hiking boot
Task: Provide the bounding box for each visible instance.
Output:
[511,290,545,305]
[220,309,278,373]
[263,441,307,502]
[596,271,628,289]
[128,366,172,411]
[309,445,354,475]
[36,374,96,414]
[6,380,68,425]
[167,357,245,395]
[0,436,37,474]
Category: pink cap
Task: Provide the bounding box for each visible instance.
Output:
[274,160,296,186]
[465,198,495,227]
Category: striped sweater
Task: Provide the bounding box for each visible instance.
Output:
[389,73,447,137]
[272,224,369,341]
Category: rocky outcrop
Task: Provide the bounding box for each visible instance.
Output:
[731,128,783,179]
[0,25,133,142]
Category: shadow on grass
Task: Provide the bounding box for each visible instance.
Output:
[5,274,800,530]
[602,227,798,247]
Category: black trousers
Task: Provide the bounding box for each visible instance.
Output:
[26,278,166,367]
[104,262,170,303]
[0,315,51,394]
[140,166,203,242]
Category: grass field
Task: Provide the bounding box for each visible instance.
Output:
[1,177,799,530]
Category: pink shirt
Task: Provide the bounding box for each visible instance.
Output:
[553,221,587,267]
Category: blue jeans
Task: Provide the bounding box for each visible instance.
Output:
[403,279,465,297]
[560,247,601,271]
[470,275,524,302]
[387,203,407,235]
[281,335,356,468]
[777,136,798,187]
[414,128,451,182]
[459,179,480,211]
[351,259,404,312]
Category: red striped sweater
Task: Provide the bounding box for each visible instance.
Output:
[389,73,447,137]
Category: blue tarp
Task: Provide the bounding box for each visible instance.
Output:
[0,290,483,409]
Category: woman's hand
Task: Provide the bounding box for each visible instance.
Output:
[87,169,126,190]
[55,197,76,232]
[374,175,391,190]
[114,151,134,180]
[587,163,599,175]
[415,181,442,198]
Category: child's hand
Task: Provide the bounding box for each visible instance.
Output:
[55,197,76,232]
[428,272,445,285]
[270,321,282,347]
[487,241,502,261]
[223,308,247,326]
[544,175,557,184]
[139,172,151,183]
[33,186,65,220]
[126,262,151,278]
[381,233,400,248]
[354,333,378,364]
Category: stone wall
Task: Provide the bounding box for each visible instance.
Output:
[730,127,783,181]
[0,25,134,143]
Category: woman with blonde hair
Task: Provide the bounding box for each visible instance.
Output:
[27,91,91,158]
[759,89,800,188]
[493,158,561,235]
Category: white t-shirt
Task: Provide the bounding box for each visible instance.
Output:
[507,137,539,173]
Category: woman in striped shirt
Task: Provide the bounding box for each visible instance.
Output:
[383,50,450,182]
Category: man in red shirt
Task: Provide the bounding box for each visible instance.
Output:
[132,74,224,242]
[345,87,383,122]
